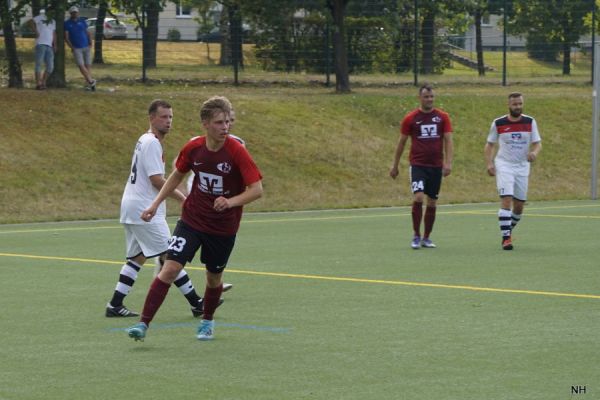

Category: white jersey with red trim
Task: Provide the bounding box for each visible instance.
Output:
[120,132,166,224]
[487,114,541,173]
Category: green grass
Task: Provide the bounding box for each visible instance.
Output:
[1,200,598,399]
[0,83,597,223]
[1,39,598,223]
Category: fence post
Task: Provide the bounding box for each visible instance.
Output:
[592,42,600,199]
[413,0,418,86]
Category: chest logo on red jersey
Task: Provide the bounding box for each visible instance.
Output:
[217,162,232,174]
[198,172,225,196]
[419,124,439,138]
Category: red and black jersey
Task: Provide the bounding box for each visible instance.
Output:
[401,108,452,168]
[175,135,262,236]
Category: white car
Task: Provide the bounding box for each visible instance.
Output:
[87,18,127,39]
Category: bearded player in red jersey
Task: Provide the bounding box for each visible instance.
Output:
[127,96,263,341]
[389,84,454,249]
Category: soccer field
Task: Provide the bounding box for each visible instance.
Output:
[1,200,598,400]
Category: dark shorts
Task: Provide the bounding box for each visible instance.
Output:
[166,220,236,273]
[410,165,443,200]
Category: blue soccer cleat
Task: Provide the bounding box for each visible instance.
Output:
[411,235,421,249]
[420,238,437,248]
[196,319,215,341]
[127,322,148,342]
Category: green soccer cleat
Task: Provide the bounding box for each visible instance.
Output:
[127,322,148,342]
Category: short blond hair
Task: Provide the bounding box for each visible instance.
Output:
[200,96,232,122]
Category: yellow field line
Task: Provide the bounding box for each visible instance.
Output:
[1,252,599,301]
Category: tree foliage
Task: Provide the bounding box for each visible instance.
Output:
[112,0,167,68]
[509,0,594,74]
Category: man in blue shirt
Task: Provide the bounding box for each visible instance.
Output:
[64,5,96,91]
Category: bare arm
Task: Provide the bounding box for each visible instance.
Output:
[484,142,496,176]
[528,141,542,162]
[64,30,73,49]
[213,180,264,212]
[31,19,39,38]
[389,135,409,179]
[443,133,454,177]
[141,170,186,222]
[149,174,186,203]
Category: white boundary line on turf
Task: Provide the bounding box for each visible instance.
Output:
[1,251,600,301]
[2,201,599,234]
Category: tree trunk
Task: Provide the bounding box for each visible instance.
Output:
[330,0,350,93]
[420,6,435,74]
[46,0,67,88]
[93,1,107,64]
[142,3,160,68]
[475,8,485,76]
[562,40,571,75]
[31,0,42,17]
[219,8,230,65]
[228,4,243,69]
[0,1,23,88]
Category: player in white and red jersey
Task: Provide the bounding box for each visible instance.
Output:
[106,99,208,318]
[390,83,454,249]
[485,92,541,250]
[127,96,263,342]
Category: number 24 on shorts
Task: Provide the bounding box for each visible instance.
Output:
[412,180,424,192]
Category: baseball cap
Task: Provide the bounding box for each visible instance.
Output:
[69,5,79,13]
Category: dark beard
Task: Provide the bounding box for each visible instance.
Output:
[509,110,521,118]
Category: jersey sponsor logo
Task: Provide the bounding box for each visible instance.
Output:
[198,172,225,195]
[217,162,232,174]
[511,133,522,140]
[419,124,439,138]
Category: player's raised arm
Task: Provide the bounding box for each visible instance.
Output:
[213,180,263,212]
[141,169,186,221]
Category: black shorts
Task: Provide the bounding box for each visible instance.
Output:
[166,220,236,273]
[410,165,443,200]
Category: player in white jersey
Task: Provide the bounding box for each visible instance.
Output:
[484,92,542,250]
[106,99,212,317]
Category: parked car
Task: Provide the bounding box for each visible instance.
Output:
[87,18,127,39]
[197,24,252,43]
[19,19,36,38]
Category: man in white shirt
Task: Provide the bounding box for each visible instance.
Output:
[31,9,56,90]
[106,99,216,317]
[484,92,542,250]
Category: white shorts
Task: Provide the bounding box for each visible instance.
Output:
[123,220,170,259]
[495,163,529,201]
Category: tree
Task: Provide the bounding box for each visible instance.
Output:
[114,0,165,68]
[510,0,594,75]
[327,0,350,93]
[46,0,68,88]
[93,1,109,64]
[193,0,217,62]
[0,0,28,88]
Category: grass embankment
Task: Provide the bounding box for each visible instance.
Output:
[0,84,595,224]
